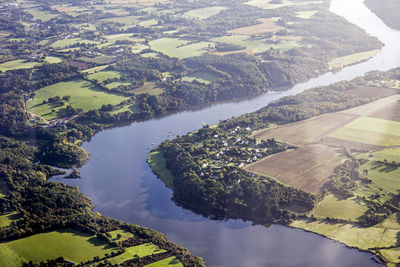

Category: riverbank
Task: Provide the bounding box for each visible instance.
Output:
[148,68,400,264]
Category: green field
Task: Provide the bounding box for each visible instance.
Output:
[27,9,59,21]
[290,220,399,250]
[182,71,218,84]
[0,229,119,264]
[183,6,227,19]
[312,194,368,221]
[27,79,128,120]
[245,0,322,9]
[81,65,111,75]
[139,19,159,27]
[0,57,62,72]
[145,256,183,267]
[108,230,135,243]
[105,81,132,89]
[149,38,212,59]
[101,243,166,265]
[295,10,317,19]
[147,150,175,188]
[330,117,400,146]
[211,35,300,53]
[0,212,19,227]
[105,33,145,44]
[328,49,380,70]
[0,177,9,198]
[359,161,400,195]
[51,38,99,49]
[87,70,123,83]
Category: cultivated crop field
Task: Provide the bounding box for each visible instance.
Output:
[253,113,357,146]
[146,256,184,267]
[229,18,285,35]
[329,117,400,147]
[370,100,400,122]
[247,145,344,194]
[245,0,322,9]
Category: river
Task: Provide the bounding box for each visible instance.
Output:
[54,0,400,266]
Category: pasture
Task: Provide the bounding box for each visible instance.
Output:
[105,81,132,89]
[183,6,227,20]
[0,57,62,72]
[295,11,317,19]
[51,38,99,49]
[87,70,123,83]
[229,18,285,35]
[81,65,111,75]
[149,38,212,59]
[245,0,323,9]
[329,117,400,147]
[211,35,300,53]
[27,9,59,22]
[0,228,119,264]
[101,243,166,265]
[0,212,19,227]
[27,79,128,120]
[312,194,368,221]
[182,71,218,84]
[328,49,380,70]
[246,145,344,194]
[145,256,183,267]
[108,230,135,242]
[290,220,399,251]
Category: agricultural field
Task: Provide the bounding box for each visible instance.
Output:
[312,194,369,221]
[211,35,300,53]
[27,9,59,22]
[328,49,380,70]
[329,117,400,147]
[0,57,62,72]
[246,145,344,194]
[105,81,132,89]
[99,243,166,265]
[81,65,111,75]
[183,6,227,20]
[107,230,135,243]
[149,38,212,59]
[51,38,99,49]
[87,70,123,83]
[145,256,183,267]
[290,220,400,251]
[370,100,400,122]
[229,18,285,35]
[182,71,218,84]
[105,34,145,44]
[295,10,317,19]
[27,79,128,120]
[0,228,120,264]
[253,113,357,146]
[245,0,322,9]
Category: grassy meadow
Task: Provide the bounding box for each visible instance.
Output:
[0,57,62,72]
[149,38,212,59]
[100,243,166,265]
[182,71,218,84]
[27,79,128,120]
[183,6,227,19]
[145,256,184,267]
[0,229,119,264]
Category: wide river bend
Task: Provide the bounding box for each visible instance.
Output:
[55,0,400,266]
